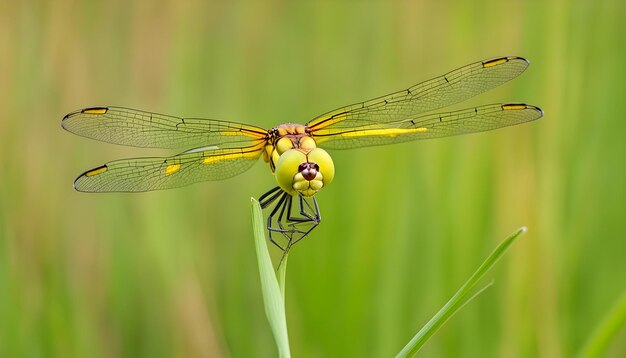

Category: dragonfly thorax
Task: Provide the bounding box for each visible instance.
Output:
[264,123,314,172]
[264,124,334,197]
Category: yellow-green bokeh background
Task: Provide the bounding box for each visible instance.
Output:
[1,0,625,357]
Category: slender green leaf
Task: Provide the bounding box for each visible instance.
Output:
[395,227,527,358]
[577,292,626,358]
[278,253,289,299]
[251,198,291,358]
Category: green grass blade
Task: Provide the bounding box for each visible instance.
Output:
[278,253,289,300]
[577,292,626,358]
[395,227,528,358]
[250,198,291,358]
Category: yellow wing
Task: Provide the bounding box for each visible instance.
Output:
[307,56,530,132]
[312,103,543,149]
[62,106,268,149]
[74,142,265,192]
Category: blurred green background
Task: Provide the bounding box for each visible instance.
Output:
[1,0,625,356]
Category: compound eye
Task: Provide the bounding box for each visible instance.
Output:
[276,137,293,155]
[300,136,317,150]
[274,149,307,195]
[307,148,334,186]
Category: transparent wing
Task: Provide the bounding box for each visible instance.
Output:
[73,141,266,192]
[307,56,530,131]
[62,106,268,149]
[312,103,543,150]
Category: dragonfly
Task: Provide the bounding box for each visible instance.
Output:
[63,55,543,254]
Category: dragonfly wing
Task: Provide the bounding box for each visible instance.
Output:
[312,103,543,150]
[307,56,530,131]
[73,142,265,192]
[62,106,268,149]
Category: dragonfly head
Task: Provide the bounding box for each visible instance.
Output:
[275,147,334,197]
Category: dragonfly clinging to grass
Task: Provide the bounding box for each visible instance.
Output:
[63,56,543,255]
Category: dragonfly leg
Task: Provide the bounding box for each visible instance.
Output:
[259,188,322,262]
[260,186,296,250]
[263,191,305,250]
[289,196,320,246]
[259,186,283,208]
[274,195,320,265]
[295,195,320,223]
[274,195,309,244]
[263,190,289,251]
